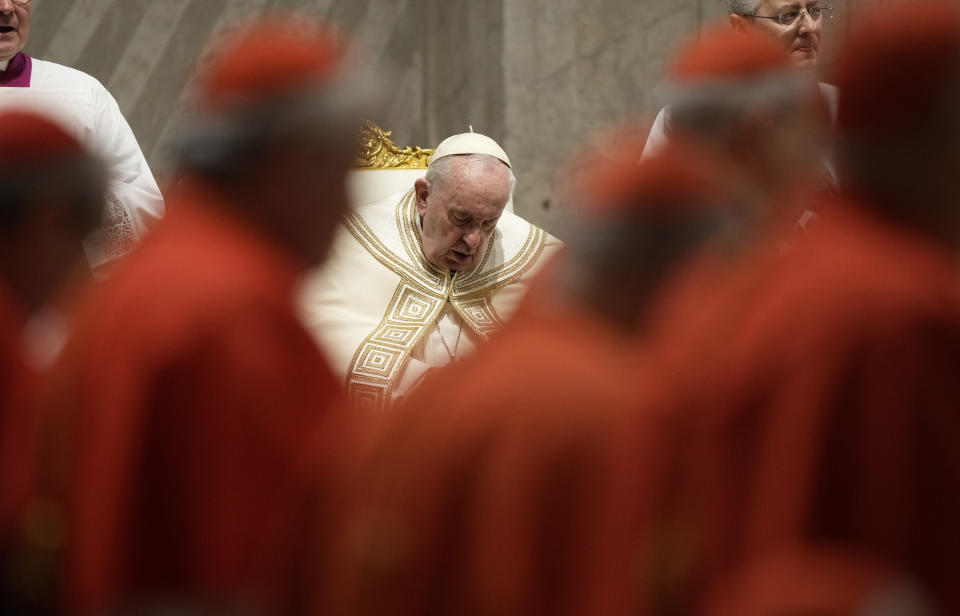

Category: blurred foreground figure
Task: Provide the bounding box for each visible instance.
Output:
[641,25,826,371]
[30,16,367,614]
[656,24,824,235]
[702,547,935,616]
[0,0,164,268]
[644,0,838,182]
[0,110,103,609]
[301,132,562,411]
[308,140,734,616]
[558,135,742,335]
[642,1,960,612]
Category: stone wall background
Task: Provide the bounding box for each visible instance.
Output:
[25,0,863,234]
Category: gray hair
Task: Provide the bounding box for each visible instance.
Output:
[728,0,761,15]
[425,153,517,198]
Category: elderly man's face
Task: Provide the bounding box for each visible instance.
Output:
[733,1,827,70]
[415,156,510,272]
[0,0,30,63]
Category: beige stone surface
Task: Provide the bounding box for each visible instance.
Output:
[25,0,857,235]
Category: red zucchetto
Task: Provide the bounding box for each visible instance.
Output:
[571,135,729,219]
[670,23,791,82]
[192,15,347,111]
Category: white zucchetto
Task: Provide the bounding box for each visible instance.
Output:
[429,131,511,168]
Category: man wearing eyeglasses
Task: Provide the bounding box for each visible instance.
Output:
[729,1,831,69]
[0,0,164,270]
[643,1,837,183]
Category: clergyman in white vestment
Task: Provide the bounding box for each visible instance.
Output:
[301,132,563,410]
[0,0,164,268]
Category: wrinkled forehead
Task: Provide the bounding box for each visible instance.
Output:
[439,157,510,199]
[757,0,817,12]
[442,187,509,220]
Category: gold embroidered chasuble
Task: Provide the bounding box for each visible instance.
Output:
[300,189,562,410]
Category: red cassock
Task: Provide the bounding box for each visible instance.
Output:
[35,182,340,614]
[642,200,960,613]
[0,284,31,554]
[699,545,928,616]
[310,297,649,616]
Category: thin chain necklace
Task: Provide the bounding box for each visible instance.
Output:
[435,317,463,361]
[435,271,463,361]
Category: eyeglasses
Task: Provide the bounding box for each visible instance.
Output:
[749,4,834,26]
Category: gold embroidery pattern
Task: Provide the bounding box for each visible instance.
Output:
[343,190,446,290]
[342,190,548,409]
[345,281,447,410]
[455,225,547,298]
[452,295,503,338]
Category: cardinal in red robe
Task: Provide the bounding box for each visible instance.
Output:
[701,546,934,616]
[640,3,960,613]
[0,286,27,546]
[0,110,104,611]
[30,16,376,614]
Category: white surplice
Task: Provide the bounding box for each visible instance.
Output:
[0,57,165,268]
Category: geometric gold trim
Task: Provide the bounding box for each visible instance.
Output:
[355,119,434,169]
[341,189,548,410]
[345,281,445,411]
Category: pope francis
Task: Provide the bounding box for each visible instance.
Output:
[301,132,562,410]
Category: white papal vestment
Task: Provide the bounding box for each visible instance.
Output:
[0,58,165,267]
[301,188,563,410]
